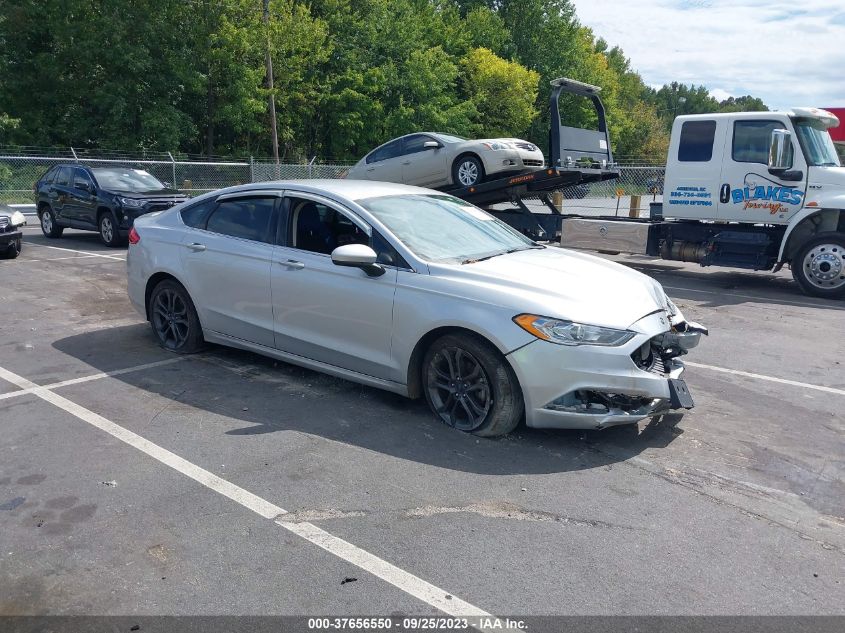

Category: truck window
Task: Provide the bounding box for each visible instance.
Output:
[732,120,784,164]
[678,121,717,162]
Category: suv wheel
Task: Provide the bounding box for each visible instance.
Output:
[99,212,122,247]
[40,208,64,238]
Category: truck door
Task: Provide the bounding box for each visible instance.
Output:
[718,118,807,223]
[663,118,727,221]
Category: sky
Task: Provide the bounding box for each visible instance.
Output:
[570,0,845,110]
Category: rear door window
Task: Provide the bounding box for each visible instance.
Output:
[55,166,74,186]
[205,197,276,243]
[678,121,717,162]
[180,198,217,229]
[366,139,403,164]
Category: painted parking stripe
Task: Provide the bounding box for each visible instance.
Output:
[0,363,492,622]
[24,242,126,261]
[16,255,103,263]
[0,357,186,402]
[685,361,845,397]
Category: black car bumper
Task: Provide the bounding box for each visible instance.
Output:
[0,229,22,248]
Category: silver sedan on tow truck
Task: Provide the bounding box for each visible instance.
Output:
[127,180,707,437]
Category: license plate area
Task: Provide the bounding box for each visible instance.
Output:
[668,378,695,409]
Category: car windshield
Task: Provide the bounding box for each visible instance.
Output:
[359,194,539,263]
[435,134,466,143]
[91,168,167,192]
[793,118,841,167]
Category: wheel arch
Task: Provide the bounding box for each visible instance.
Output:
[779,208,845,262]
[405,325,522,400]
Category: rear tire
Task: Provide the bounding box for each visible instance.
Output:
[422,333,523,437]
[452,155,484,187]
[149,280,205,354]
[0,238,21,259]
[40,208,63,238]
[791,233,845,299]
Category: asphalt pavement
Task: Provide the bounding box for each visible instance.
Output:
[1,226,843,627]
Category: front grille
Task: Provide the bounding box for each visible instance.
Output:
[515,142,537,151]
[631,339,668,377]
[0,217,9,231]
[522,159,543,166]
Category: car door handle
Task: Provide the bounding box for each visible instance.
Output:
[186,242,206,252]
[401,161,411,165]
[366,167,375,172]
[279,259,305,270]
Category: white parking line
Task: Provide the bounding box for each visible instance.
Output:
[0,363,491,621]
[0,357,186,402]
[24,242,126,261]
[17,255,103,263]
[686,361,845,396]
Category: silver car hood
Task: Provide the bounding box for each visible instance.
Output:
[432,247,672,330]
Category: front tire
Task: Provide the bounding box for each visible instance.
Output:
[40,208,63,238]
[791,233,845,299]
[0,238,21,259]
[99,212,123,247]
[149,280,205,353]
[452,155,484,188]
[423,333,523,437]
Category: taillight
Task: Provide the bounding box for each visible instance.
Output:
[128,226,140,245]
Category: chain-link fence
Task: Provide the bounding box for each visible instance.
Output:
[0,146,663,217]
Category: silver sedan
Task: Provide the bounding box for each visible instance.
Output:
[127,180,706,436]
[345,133,545,188]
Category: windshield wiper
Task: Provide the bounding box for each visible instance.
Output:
[461,245,544,264]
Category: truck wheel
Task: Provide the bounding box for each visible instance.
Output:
[423,333,523,437]
[452,156,484,187]
[792,233,845,299]
[40,208,64,238]
[0,238,21,259]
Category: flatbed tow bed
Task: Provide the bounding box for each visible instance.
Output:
[443,165,620,240]
[441,77,622,241]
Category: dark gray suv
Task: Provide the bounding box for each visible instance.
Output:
[34,165,188,246]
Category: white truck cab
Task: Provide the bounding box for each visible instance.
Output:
[657,108,845,297]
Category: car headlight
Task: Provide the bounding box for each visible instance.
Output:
[481,141,513,151]
[118,197,145,209]
[513,314,636,347]
[10,210,26,226]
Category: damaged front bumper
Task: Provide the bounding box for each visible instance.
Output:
[507,311,707,430]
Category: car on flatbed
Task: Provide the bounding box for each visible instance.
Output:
[34,165,188,246]
[346,133,544,188]
[127,179,706,437]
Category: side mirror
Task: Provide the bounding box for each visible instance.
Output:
[768,129,794,172]
[75,180,92,193]
[423,141,441,150]
[331,244,385,277]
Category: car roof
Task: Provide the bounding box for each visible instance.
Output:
[207,179,444,202]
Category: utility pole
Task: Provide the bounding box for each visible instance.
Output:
[263,0,279,164]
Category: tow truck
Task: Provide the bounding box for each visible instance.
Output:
[447,78,845,299]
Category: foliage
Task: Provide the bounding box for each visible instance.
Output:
[0,0,768,162]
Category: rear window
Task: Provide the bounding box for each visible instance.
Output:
[678,120,717,162]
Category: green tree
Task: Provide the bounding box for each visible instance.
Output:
[462,47,539,137]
